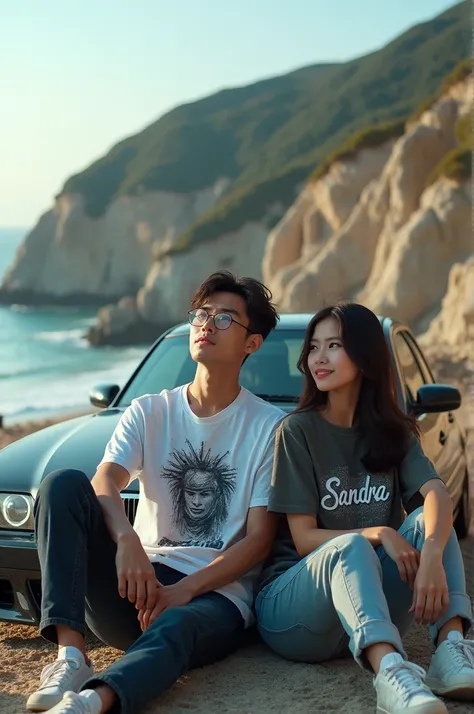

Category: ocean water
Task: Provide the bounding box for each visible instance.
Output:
[0,227,147,424]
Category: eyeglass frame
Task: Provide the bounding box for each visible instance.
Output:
[187,308,254,333]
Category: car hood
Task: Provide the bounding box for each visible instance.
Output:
[0,399,294,497]
[0,409,139,496]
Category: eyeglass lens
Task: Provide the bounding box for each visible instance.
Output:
[189,309,232,330]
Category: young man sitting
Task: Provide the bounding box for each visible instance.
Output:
[27,271,284,714]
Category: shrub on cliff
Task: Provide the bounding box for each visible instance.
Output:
[407,57,471,123]
[455,113,471,145]
[427,110,472,187]
[427,146,472,186]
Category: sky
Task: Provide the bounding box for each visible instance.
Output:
[1,0,460,228]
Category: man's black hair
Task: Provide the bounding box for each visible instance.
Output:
[191,270,279,340]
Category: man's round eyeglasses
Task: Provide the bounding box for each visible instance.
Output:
[188,308,251,332]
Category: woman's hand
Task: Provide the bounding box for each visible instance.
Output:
[115,531,161,611]
[379,527,420,589]
[409,545,449,625]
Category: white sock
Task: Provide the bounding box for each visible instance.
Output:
[58,645,85,663]
[446,630,463,643]
[78,690,102,714]
[379,652,404,672]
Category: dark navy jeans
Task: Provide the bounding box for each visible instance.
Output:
[34,469,244,714]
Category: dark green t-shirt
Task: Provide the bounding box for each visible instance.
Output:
[259,410,440,590]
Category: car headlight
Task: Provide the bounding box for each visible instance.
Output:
[0,493,35,530]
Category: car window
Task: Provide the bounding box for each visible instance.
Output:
[118,330,305,406]
[393,331,426,401]
[402,333,434,384]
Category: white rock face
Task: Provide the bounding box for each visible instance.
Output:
[262,143,394,303]
[91,220,269,343]
[262,78,472,334]
[1,181,229,301]
[420,257,474,360]
[137,221,269,326]
[363,179,471,327]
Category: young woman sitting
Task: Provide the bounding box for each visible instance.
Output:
[256,303,473,714]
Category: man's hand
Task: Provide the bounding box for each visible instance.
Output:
[137,579,196,631]
[409,545,449,625]
[379,527,420,589]
[115,531,162,610]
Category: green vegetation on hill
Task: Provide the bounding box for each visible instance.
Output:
[408,57,471,122]
[455,113,471,145]
[427,110,473,186]
[427,146,472,185]
[168,166,309,254]
[61,1,469,245]
[309,120,406,182]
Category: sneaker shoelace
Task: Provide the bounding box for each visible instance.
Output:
[56,692,91,714]
[447,638,474,669]
[384,661,431,704]
[39,659,80,691]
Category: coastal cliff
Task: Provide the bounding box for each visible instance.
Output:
[262,76,472,359]
[0,181,229,306]
[0,4,469,351]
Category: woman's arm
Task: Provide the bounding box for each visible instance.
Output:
[418,477,453,555]
[288,513,423,587]
[409,478,453,624]
[287,512,387,557]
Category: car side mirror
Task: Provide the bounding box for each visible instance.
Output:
[89,384,120,409]
[412,384,461,415]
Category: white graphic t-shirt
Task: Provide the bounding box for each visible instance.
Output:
[99,385,284,626]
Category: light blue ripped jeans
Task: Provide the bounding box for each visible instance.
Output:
[255,508,472,671]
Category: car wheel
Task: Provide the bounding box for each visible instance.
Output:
[454,471,472,540]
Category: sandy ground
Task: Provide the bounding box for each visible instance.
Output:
[0,360,473,714]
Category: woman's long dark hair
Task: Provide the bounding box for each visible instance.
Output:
[296,303,419,473]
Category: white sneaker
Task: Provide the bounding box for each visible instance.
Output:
[374,653,447,714]
[426,631,474,701]
[36,691,101,714]
[26,647,93,712]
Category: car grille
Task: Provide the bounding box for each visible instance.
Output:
[0,579,14,609]
[122,495,139,525]
[28,579,42,612]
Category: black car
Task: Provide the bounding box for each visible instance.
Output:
[0,314,470,626]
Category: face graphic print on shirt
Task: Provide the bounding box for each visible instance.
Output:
[158,439,237,549]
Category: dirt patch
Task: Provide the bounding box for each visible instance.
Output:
[1,616,473,714]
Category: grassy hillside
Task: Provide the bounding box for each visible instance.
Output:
[407,57,471,123]
[61,2,470,245]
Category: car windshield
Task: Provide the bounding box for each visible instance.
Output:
[118,329,305,406]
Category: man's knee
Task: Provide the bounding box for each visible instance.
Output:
[37,468,90,507]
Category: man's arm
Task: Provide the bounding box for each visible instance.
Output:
[91,462,135,540]
[138,507,277,629]
[91,462,160,610]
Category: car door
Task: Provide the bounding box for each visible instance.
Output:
[392,328,454,488]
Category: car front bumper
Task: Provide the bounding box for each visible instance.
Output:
[0,531,41,625]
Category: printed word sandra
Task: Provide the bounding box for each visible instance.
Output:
[321,475,390,511]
